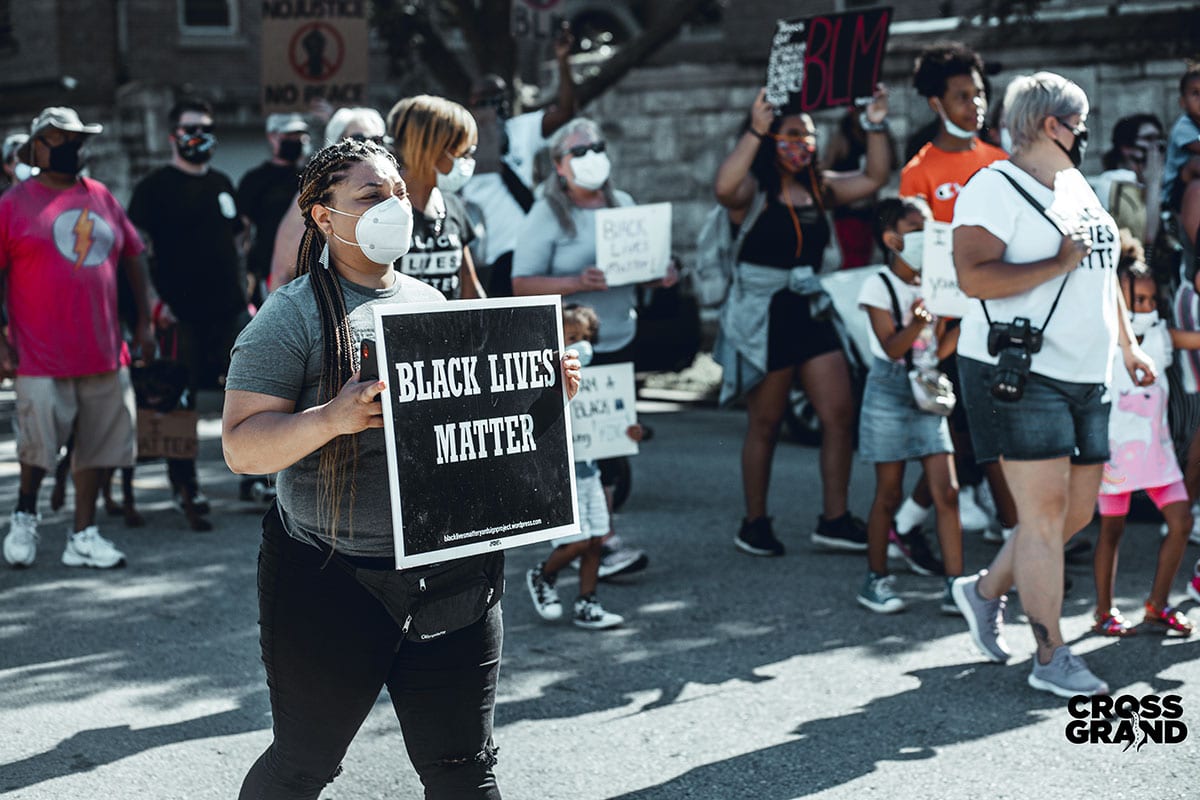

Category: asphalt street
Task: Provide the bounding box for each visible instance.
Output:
[1,401,1197,799]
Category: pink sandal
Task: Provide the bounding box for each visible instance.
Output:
[1092,608,1135,637]
[1143,602,1194,636]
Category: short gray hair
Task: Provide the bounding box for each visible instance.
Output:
[325,107,386,146]
[1003,72,1089,152]
[548,117,604,161]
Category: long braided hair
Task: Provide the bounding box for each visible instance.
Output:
[294,137,398,546]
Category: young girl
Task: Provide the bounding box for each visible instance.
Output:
[1093,237,1196,636]
[526,304,639,630]
[856,197,962,614]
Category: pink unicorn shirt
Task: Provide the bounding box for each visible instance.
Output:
[1100,320,1183,494]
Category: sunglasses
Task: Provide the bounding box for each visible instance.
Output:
[1055,118,1087,141]
[771,134,816,151]
[566,141,606,158]
[347,132,391,146]
[177,124,214,136]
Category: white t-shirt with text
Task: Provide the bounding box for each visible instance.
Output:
[856,268,939,369]
[952,160,1120,384]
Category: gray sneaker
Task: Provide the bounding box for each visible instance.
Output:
[1028,646,1109,698]
[951,571,1010,662]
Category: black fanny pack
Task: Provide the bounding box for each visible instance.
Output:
[348,552,506,643]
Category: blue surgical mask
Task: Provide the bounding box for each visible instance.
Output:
[571,339,594,367]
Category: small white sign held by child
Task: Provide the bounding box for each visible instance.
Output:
[595,203,672,287]
[572,363,639,461]
[922,221,974,319]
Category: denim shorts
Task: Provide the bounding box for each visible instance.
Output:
[858,358,954,463]
[958,356,1111,465]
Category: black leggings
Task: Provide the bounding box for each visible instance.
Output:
[239,509,504,799]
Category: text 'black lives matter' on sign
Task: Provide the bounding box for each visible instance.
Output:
[765,8,891,113]
[372,296,580,569]
[261,0,369,114]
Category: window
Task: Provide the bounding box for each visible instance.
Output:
[179,0,237,35]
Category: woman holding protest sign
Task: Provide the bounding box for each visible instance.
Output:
[714,84,892,558]
[512,116,677,576]
[387,94,486,300]
[222,137,581,798]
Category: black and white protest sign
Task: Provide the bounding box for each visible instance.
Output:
[921,221,972,318]
[765,8,892,113]
[572,363,638,462]
[595,203,672,287]
[371,296,579,568]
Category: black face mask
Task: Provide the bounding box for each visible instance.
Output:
[40,138,84,175]
[1054,124,1087,168]
[277,138,304,163]
[176,132,216,165]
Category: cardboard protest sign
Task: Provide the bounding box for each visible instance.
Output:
[921,221,974,319]
[372,296,579,568]
[261,0,369,114]
[765,8,892,113]
[571,363,638,462]
[136,410,198,460]
[595,203,672,287]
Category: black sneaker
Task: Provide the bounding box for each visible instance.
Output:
[811,513,868,552]
[734,517,785,556]
[888,526,944,576]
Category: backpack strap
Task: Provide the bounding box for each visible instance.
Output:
[732,190,768,265]
[980,167,1071,331]
[499,161,534,213]
[878,272,913,369]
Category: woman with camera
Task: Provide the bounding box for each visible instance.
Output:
[949,73,1155,698]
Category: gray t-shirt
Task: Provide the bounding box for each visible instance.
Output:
[225,271,445,557]
[511,190,638,353]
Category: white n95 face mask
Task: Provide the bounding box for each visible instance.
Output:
[436,155,476,194]
[1130,311,1158,338]
[569,151,611,190]
[326,195,414,265]
[899,230,925,273]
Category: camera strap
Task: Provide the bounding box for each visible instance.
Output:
[878,271,914,369]
[979,167,1071,331]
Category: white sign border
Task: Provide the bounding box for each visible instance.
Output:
[372,295,580,570]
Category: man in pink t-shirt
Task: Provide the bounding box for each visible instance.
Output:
[0,107,156,569]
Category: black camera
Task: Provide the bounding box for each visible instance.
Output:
[986,317,1043,401]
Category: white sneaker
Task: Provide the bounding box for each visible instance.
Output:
[4,511,40,567]
[62,526,126,569]
[573,594,624,629]
[959,486,991,532]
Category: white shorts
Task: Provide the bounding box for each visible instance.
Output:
[553,471,609,546]
[15,369,137,471]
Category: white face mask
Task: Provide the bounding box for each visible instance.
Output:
[569,151,611,190]
[897,230,925,273]
[325,195,414,265]
[571,339,594,367]
[934,99,977,141]
[999,127,1014,154]
[1130,311,1158,337]
[436,155,476,194]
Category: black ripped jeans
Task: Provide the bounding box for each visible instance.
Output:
[239,508,503,800]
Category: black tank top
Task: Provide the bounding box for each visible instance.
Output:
[737,198,830,270]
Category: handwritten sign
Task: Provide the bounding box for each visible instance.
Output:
[922,221,973,319]
[765,8,891,113]
[595,203,672,287]
[136,410,198,460]
[261,0,369,113]
[571,363,638,462]
[372,296,579,568]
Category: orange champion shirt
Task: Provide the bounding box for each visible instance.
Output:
[899,140,1009,222]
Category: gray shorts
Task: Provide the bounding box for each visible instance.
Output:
[958,356,1111,465]
[553,471,609,546]
[15,369,136,471]
[858,358,954,463]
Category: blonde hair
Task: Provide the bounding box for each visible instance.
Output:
[386,95,477,183]
[1003,72,1089,153]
